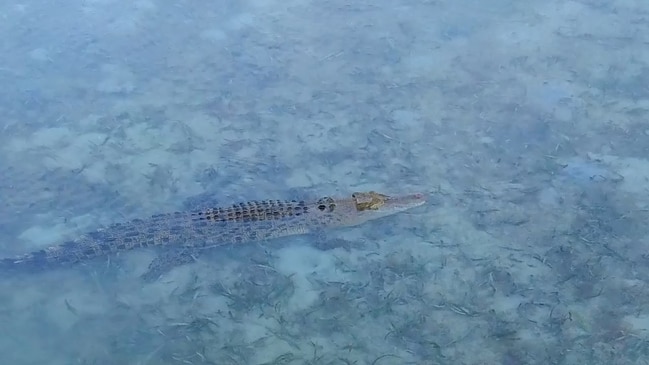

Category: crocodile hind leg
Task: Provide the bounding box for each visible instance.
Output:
[141,247,201,282]
[139,231,360,282]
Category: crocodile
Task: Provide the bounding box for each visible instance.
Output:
[0,191,426,278]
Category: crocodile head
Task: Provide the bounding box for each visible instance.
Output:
[317,191,427,227]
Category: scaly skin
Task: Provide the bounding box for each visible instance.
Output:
[1,191,426,270]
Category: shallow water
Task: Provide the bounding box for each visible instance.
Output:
[1,0,649,364]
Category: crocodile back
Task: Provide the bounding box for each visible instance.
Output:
[3,197,339,267]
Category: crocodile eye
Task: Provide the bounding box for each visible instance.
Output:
[318,204,326,211]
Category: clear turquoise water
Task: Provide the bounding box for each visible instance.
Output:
[1,0,648,364]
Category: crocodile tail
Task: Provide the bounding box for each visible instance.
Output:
[0,249,54,273]
[0,257,19,272]
[0,239,93,273]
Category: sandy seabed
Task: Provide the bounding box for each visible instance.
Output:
[1,0,648,364]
